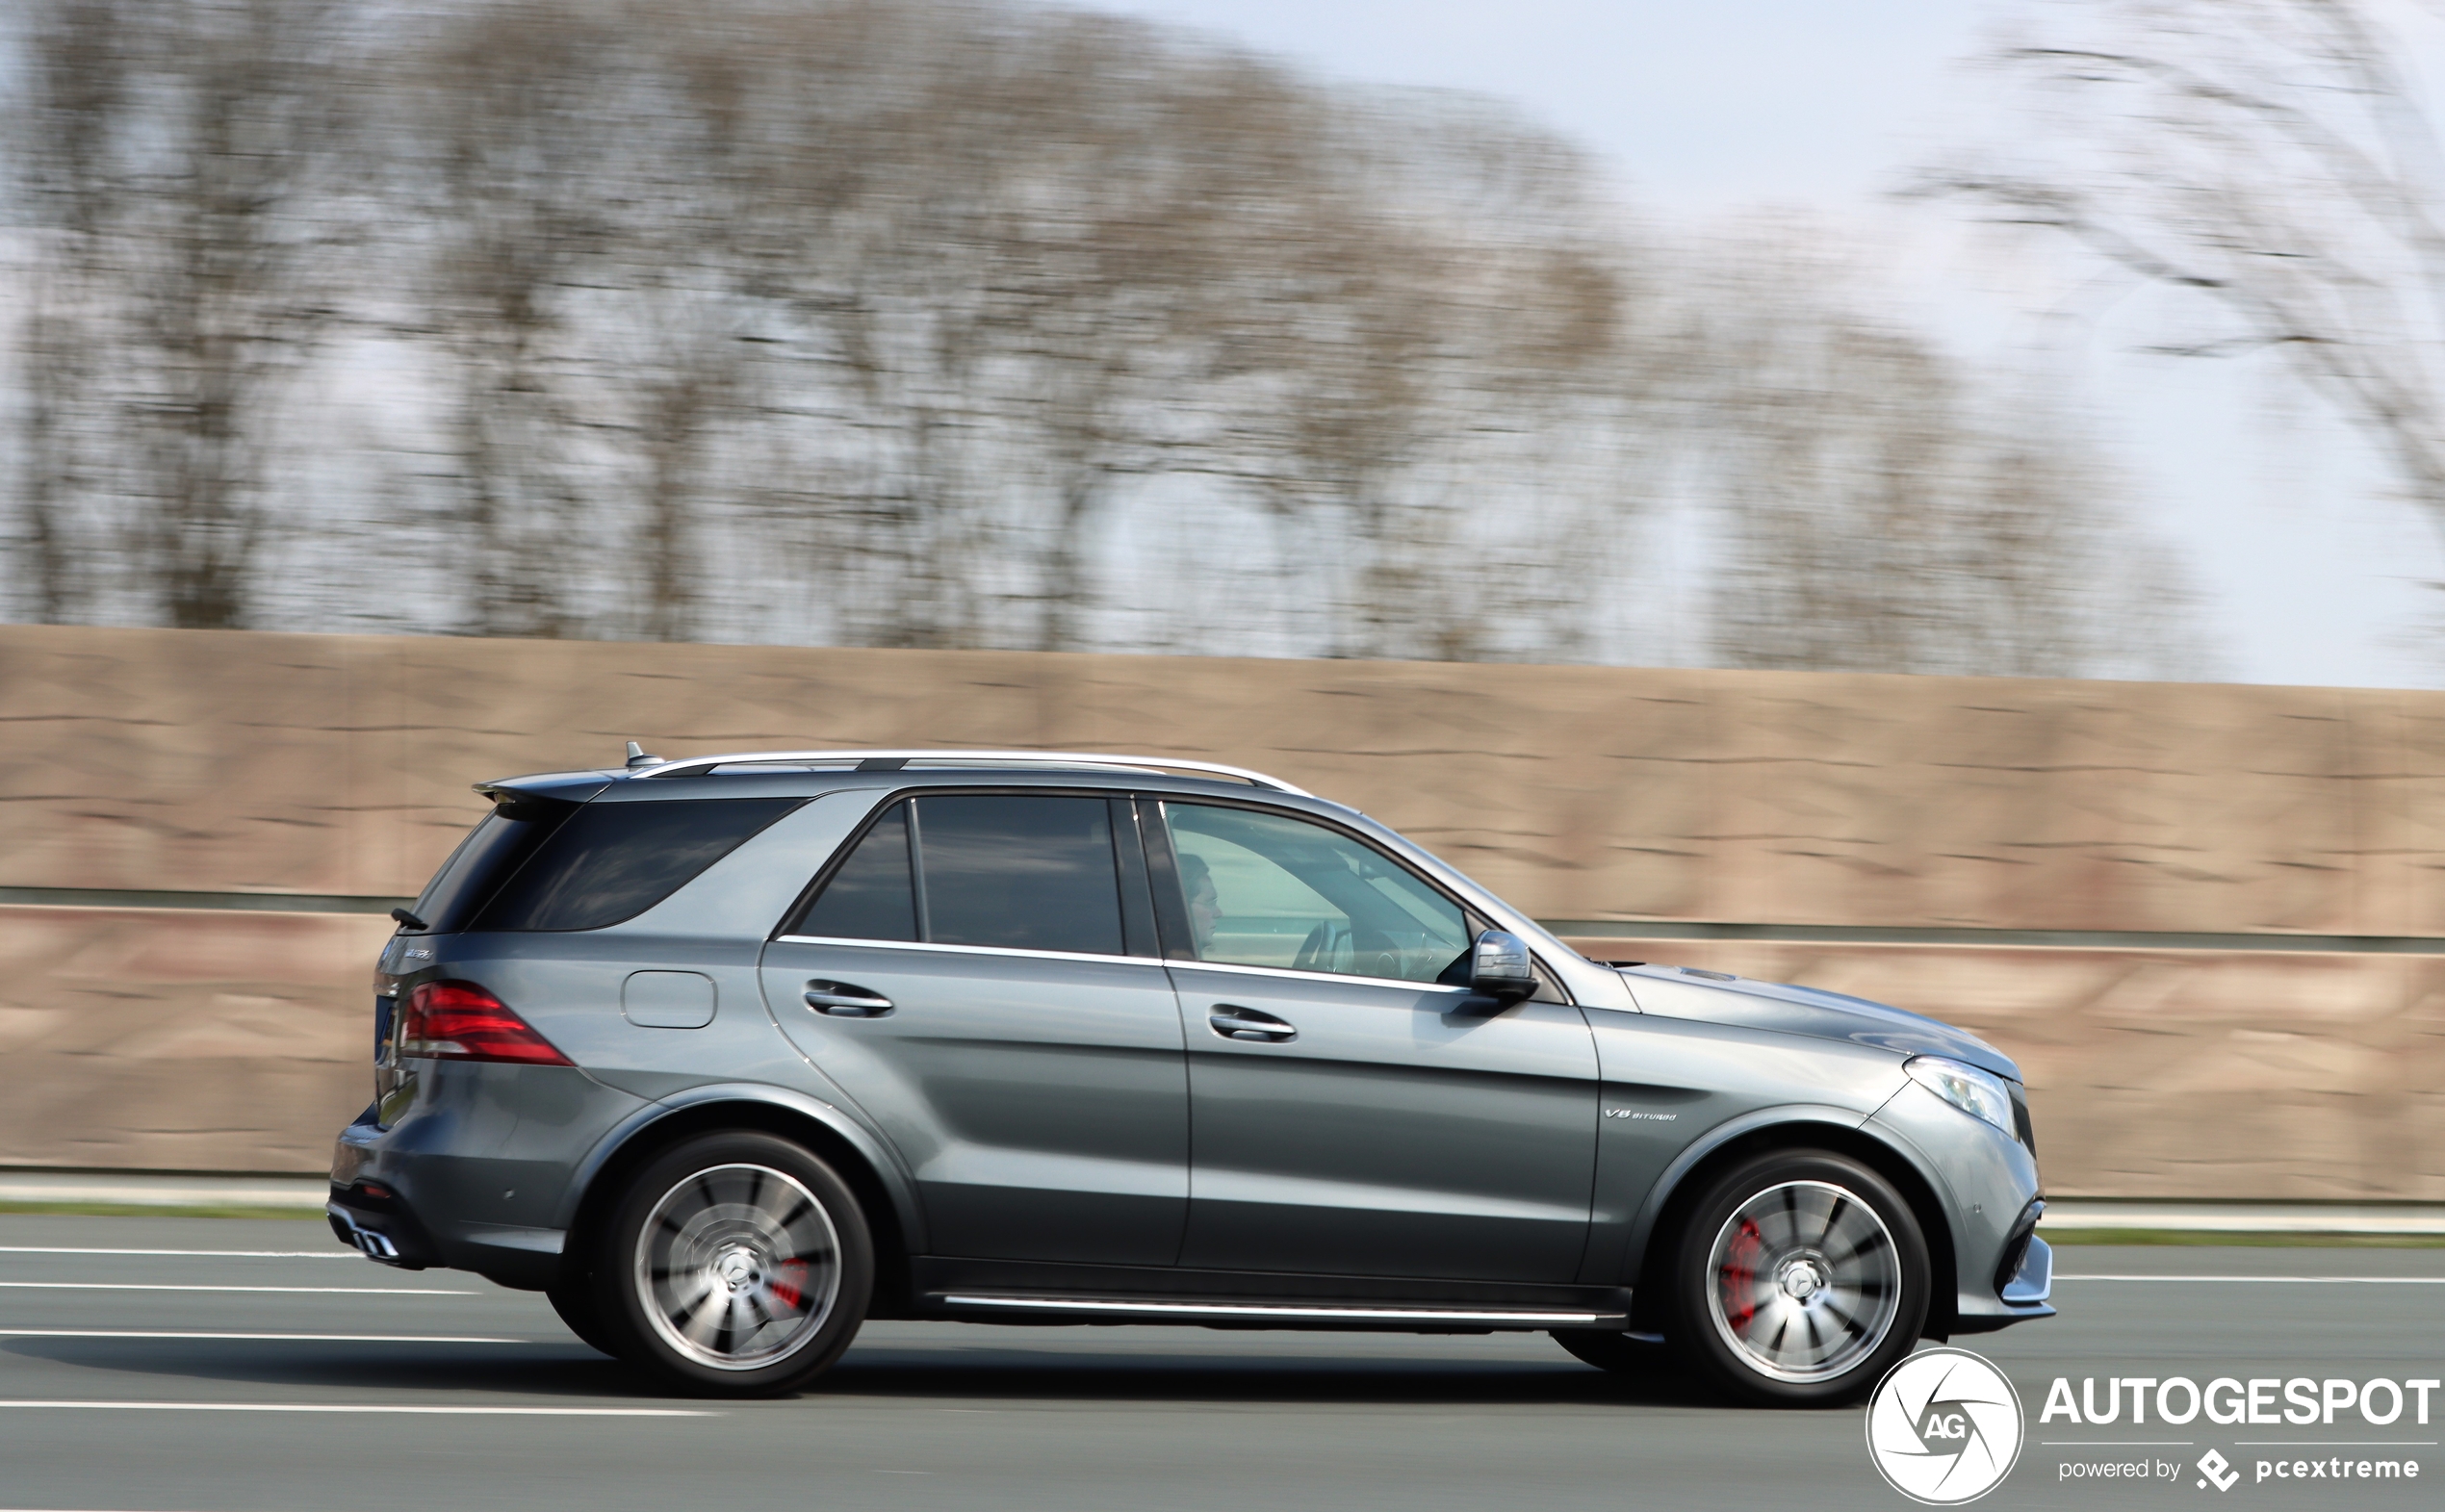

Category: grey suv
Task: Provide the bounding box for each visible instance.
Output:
[330,749,2051,1405]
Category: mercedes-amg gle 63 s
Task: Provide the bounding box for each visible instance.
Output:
[331,749,2051,1404]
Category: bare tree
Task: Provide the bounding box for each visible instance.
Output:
[384,6,632,638]
[4,0,2203,678]
[1666,225,2204,678]
[9,1,122,624]
[11,0,353,628]
[1923,0,2445,551]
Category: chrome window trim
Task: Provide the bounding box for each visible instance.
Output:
[769,935,1465,994]
[1159,957,1470,995]
[773,934,1158,970]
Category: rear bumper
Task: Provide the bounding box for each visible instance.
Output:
[330,1060,651,1289]
[326,1183,439,1269]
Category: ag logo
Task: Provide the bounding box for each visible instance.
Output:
[1865,1346,2025,1504]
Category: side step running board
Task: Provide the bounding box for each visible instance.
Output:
[935,1294,1627,1328]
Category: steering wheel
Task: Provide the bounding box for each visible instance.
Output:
[1293,921,1350,972]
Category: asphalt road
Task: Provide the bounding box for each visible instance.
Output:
[0,1214,2436,1511]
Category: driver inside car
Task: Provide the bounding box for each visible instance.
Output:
[1180,851,1222,953]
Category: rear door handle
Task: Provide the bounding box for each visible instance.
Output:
[1208,1005,1295,1043]
[805,981,893,1017]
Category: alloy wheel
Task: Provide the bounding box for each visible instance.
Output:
[1702,1178,1901,1385]
[633,1162,841,1371]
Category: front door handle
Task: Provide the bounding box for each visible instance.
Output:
[805,981,893,1017]
[1209,1005,1296,1043]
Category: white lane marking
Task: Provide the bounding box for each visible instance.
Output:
[0,1246,353,1258]
[0,1400,711,1416]
[0,1282,469,1294]
[0,1329,523,1343]
[2055,1273,2445,1284]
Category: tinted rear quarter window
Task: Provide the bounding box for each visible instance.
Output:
[407,798,578,934]
[472,797,798,932]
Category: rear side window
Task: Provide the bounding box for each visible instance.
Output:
[791,794,1125,957]
[472,798,798,933]
[920,795,1122,955]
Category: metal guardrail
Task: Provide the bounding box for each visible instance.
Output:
[2039,1201,2445,1236]
[0,886,413,915]
[0,1169,2440,1233]
[0,1170,328,1211]
[1551,921,2445,956]
[13,889,2445,956]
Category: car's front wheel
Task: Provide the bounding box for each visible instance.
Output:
[1664,1149,1929,1406]
[1550,1327,1667,1378]
[590,1132,872,1396]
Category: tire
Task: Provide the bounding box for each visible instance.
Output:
[547,1275,616,1356]
[588,1131,873,1397]
[1661,1149,1928,1407]
[1551,1328,1668,1378]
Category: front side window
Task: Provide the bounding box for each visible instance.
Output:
[1157,803,1470,984]
[791,794,1127,957]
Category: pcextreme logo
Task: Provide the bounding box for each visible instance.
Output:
[2197,1449,2241,1491]
[1866,1347,2026,1505]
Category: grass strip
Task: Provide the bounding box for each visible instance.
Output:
[0,1201,324,1221]
[2045,1227,2445,1248]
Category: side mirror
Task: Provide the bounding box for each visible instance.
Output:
[1467,929,1537,1008]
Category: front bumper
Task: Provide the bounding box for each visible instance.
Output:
[1867,1081,2055,1336]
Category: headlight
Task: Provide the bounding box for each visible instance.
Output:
[1905,1056,2016,1137]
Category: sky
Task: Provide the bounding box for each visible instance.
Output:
[1083,0,2445,690]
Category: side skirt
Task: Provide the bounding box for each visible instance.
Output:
[909,1257,1631,1333]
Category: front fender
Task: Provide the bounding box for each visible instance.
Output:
[557,1080,928,1255]
[1578,1006,1913,1292]
[1595,1103,1898,1289]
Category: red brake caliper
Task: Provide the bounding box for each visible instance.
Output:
[1721,1218,1763,1333]
[769,1259,809,1312]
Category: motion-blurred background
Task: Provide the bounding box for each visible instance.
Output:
[6,0,2372,673]
[2,1,2442,1205]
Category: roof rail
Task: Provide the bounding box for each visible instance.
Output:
[629,749,1311,796]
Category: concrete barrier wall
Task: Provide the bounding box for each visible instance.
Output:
[3,623,2439,1194]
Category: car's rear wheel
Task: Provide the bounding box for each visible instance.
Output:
[591,1132,872,1396]
[546,1274,614,1356]
[1663,1149,1928,1407]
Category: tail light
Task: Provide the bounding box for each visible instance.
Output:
[397,980,572,1065]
